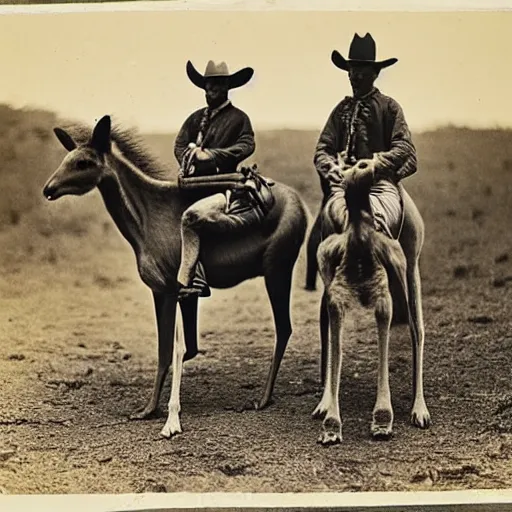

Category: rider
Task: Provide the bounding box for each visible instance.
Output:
[313,32,417,241]
[174,60,270,299]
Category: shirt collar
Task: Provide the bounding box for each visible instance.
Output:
[208,99,232,118]
[353,87,379,101]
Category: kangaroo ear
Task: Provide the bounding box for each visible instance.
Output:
[54,127,77,152]
[91,115,112,154]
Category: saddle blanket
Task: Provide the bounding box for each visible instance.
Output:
[323,179,404,240]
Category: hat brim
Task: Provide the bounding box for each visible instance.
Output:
[186,61,254,90]
[331,50,398,71]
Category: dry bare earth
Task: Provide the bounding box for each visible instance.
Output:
[0,106,511,494]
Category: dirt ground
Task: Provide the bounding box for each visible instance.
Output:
[0,125,511,494]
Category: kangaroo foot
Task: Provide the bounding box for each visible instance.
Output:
[254,397,275,411]
[371,408,393,440]
[160,411,182,439]
[318,416,342,445]
[129,405,161,421]
[411,399,431,429]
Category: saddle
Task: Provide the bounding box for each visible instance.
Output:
[178,164,276,217]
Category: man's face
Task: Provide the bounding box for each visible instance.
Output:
[348,64,379,97]
[204,77,229,108]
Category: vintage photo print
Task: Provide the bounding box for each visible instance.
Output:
[0,1,511,511]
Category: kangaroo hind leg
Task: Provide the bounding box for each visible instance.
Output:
[371,286,394,439]
[313,236,346,445]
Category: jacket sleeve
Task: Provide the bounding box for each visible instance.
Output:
[174,112,197,167]
[373,99,417,182]
[313,103,346,190]
[208,112,255,172]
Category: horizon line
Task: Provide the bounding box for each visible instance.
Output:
[6,102,512,137]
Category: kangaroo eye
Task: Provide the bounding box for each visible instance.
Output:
[76,159,91,170]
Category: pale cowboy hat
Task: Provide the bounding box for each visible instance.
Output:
[331,33,398,71]
[186,60,254,90]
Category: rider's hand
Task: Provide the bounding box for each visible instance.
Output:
[326,164,346,192]
[195,149,214,162]
[338,151,355,171]
[182,145,197,163]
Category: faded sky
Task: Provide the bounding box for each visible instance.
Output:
[0,9,510,132]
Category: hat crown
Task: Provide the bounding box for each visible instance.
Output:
[186,60,254,89]
[330,32,398,72]
[204,60,230,78]
[348,33,377,62]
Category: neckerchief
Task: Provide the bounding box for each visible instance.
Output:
[344,87,378,161]
[195,99,232,148]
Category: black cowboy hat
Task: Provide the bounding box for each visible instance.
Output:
[186,60,254,90]
[331,33,398,71]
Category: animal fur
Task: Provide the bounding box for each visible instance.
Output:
[43,115,308,438]
[313,167,430,444]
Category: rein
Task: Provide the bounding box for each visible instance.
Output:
[181,100,232,176]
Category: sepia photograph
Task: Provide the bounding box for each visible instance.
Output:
[0,1,511,510]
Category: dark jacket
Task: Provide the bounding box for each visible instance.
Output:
[174,102,255,175]
[314,87,417,199]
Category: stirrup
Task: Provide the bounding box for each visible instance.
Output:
[178,283,211,300]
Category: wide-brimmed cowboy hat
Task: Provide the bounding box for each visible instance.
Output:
[331,33,398,71]
[186,60,254,90]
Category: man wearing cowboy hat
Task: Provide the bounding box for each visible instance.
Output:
[312,32,417,245]
[174,60,259,299]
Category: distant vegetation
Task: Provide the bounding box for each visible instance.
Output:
[0,103,511,266]
[0,105,61,227]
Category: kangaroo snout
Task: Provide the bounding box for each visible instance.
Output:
[43,180,59,201]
